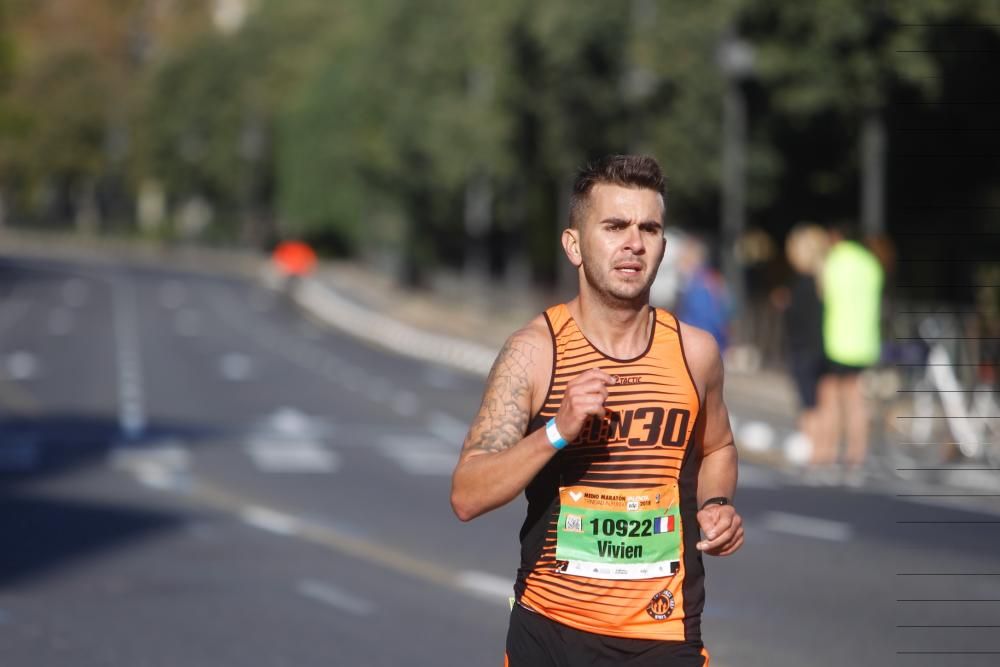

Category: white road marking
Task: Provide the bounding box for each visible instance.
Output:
[219,352,253,381]
[47,307,74,336]
[5,351,38,380]
[376,436,456,475]
[158,280,186,309]
[110,441,191,471]
[761,511,853,542]
[260,407,333,438]
[427,411,468,446]
[736,420,775,452]
[111,278,146,440]
[135,464,177,490]
[297,579,376,616]
[456,571,513,601]
[173,309,202,337]
[241,506,300,535]
[62,278,89,307]
[391,390,420,417]
[246,436,339,473]
[782,432,813,466]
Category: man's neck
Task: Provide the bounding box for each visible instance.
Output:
[568,292,653,360]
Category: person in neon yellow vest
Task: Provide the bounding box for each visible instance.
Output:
[816,224,884,484]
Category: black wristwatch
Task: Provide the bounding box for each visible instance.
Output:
[699,496,730,510]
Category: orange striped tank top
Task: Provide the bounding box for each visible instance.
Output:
[515,303,705,642]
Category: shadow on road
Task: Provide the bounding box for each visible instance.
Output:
[0,412,221,588]
[0,412,219,484]
[0,490,184,588]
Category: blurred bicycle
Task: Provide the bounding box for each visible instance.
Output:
[882,314,1000,468]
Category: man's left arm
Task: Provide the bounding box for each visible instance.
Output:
[693,336,743,557]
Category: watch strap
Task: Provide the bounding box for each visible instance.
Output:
[700,496,730,510]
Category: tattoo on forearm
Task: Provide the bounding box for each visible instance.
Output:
[466,333,537,454]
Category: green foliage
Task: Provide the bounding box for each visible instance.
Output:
[1,0,999,282]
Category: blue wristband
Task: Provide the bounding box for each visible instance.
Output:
[545,417,568,450]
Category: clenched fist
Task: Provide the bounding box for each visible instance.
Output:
[553,368,616,443]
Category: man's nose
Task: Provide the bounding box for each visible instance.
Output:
[623,225,646,253]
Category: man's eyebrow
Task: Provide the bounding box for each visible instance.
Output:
[600,217,630,225]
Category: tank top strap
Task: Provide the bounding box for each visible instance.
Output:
[543,303,574,342]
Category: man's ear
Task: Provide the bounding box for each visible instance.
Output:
[562,228,582,267]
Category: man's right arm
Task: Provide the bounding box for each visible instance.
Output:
[449,324,554,522]
[449,324,615,522]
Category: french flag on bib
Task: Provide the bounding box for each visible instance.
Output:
[653,515,675,534]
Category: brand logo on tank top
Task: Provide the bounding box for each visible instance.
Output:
[574,407,692,448]
[646,589,675,620]
[612,374,643,385]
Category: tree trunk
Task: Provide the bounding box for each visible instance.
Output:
[860,108,886,238]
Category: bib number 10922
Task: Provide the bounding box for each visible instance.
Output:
[590,518,653,538]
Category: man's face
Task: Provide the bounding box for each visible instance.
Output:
[567,183,666,304]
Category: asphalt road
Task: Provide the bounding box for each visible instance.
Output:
[1,255,999,667]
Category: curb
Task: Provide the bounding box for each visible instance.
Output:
[284,272,499,377]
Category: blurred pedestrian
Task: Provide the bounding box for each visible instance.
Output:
[675,233,732,351]
[772,224,830,469]
[817,223,884,485]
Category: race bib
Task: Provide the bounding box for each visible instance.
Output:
[554,484,681,580]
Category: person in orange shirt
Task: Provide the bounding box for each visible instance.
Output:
[451,155,743,666]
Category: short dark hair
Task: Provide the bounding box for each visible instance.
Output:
[569,154,666,228]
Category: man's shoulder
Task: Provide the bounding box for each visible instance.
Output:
[677,320,722,383]
[506,314,550,350]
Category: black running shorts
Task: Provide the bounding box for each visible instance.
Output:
[505,603,710,666]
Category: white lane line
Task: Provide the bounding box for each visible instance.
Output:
[111,278,146,440]
[134,464,177,490]
[259,407,334,438]
[47,307,74,336]
[219,352,253,381]
[427,411,468,447]
[761,511,853,542]
[4,351,38,380]
[456,571,513,601]
[241,506,301,535]
[376,436,456,475]
[245,436,340,473]
[109,441,191,470]
[297,579,376,616]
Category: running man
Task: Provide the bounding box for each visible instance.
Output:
[451,155,743,666]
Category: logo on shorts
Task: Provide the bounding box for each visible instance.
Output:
[646,590,675,620]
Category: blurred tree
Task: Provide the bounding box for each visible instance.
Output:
[0,0,212,230]
[741,0,1000,237]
